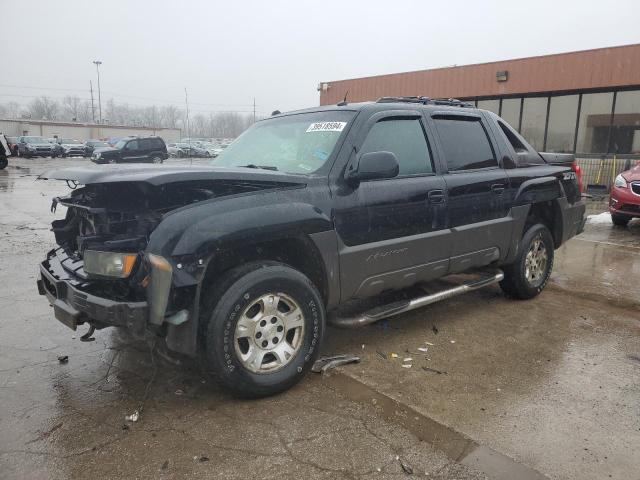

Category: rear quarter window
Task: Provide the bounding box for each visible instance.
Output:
[434,117,497,171]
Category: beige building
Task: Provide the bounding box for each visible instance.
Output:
[0,118,181,142]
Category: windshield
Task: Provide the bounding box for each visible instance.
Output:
[61,139,82,144]
[90,141,109,147]
[24,136,47,143]
[214,111,355,174]
[114,139,129,149]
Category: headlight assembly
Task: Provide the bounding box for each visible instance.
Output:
[83,250,137,278]
[614,174,627,188]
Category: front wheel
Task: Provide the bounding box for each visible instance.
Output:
[200,262,325,398]
[0,156,7,169]
[611,213,631,227]
[500,223,554,300]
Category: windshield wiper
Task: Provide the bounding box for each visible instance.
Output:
[239,164,278,171]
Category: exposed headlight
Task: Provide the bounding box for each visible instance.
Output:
[27,145,36,150]
[84,250,137,278]
[94,152,101,160]
[614,174,627,188]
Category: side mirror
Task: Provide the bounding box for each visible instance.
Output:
[347,151,399,183]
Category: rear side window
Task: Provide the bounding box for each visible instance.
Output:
[498,121,527,152]
[139,139,152,150]
[359,118,433,176]
[434,118,497,171]
[151,138,164,149]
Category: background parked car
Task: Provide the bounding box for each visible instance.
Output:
[6,137,19,156]
[92,136,168,164]
[56,139,86,157]
[46,138,64,158]
[84,140,110,157]
[610,162,640,226]
[167,143,188,158]
[17,136,55,158]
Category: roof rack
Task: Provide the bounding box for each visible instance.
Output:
[376,96,474,108]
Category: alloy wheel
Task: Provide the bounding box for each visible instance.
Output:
[233,293,305,374]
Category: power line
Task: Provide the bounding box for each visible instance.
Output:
[0,83,258,107]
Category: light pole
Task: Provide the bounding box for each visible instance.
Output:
[93,60,102,123]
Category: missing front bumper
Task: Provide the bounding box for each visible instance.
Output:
[38,249,148,331]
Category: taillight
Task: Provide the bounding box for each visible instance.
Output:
[572,161,583,193]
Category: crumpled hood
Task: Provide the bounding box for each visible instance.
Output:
[38,164,307,187]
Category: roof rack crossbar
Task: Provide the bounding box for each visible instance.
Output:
[376,96,474,108]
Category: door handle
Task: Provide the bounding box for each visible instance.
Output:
[428,189,445,204]
[491,184,505,194]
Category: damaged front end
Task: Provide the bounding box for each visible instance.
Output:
[37,169,294,354]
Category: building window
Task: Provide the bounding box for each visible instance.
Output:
[434,117,497,171]
[477,99,500,115]
[610,90,640,155]
[501,98,521,131]
[520,97,548,151]
[576,92,613,154]
[546,95,579,153]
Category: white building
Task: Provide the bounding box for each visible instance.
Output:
[0,118,181,142]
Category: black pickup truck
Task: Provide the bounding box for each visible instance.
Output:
[37,97,585,397]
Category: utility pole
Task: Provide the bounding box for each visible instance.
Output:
[90,80,96,123]
[184,87,191,164]
[93,60,103,123]
[253,97,256,124]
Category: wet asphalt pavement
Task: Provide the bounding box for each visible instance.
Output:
[0,158,638,480]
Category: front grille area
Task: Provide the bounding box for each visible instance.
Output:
[631,182,640,195]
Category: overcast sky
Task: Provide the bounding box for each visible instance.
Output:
[1,0,639,115]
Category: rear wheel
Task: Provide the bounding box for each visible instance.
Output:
[151,155,163,164]
[500,223,554,300]
[199,261,325,398]
[611,213,631,227]
[0,156,7,169]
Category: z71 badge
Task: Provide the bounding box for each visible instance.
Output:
[563,172,577,180]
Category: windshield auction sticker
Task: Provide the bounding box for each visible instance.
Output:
[306,122,347,133]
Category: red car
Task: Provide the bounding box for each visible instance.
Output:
[610,163,640,226]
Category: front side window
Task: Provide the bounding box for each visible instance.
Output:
[126,140,139,151]
[359,118,433,176]
[434,118,496,171]
[215,111,355,174]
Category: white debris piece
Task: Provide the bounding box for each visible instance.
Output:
[401,364,412,368]
[418,347,429,353]
[403,357,412,362]
[587,212,612,224]
[125,410,140,422]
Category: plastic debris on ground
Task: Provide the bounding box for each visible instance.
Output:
[422,366,447,375]
[418,347,429,353]
[390,353,398,358]
[401,364,412,368]
[125,410,140,422]
[57,355,69,364]
[311,354,360,374]
[397,456,414,474]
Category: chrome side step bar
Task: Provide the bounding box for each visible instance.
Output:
[328,270,504,329]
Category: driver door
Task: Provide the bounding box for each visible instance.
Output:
[121,140,141,162]
[332,111,450,301]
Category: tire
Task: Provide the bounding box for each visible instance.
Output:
[611,213,631,227]
[500,223,554,300]
[0,156,7,170]
[151,155,163,164]
[199,261,325,398]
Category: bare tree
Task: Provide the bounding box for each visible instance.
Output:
[160,105,181,129]
[29,96,60,120]
[62,95,83,121]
